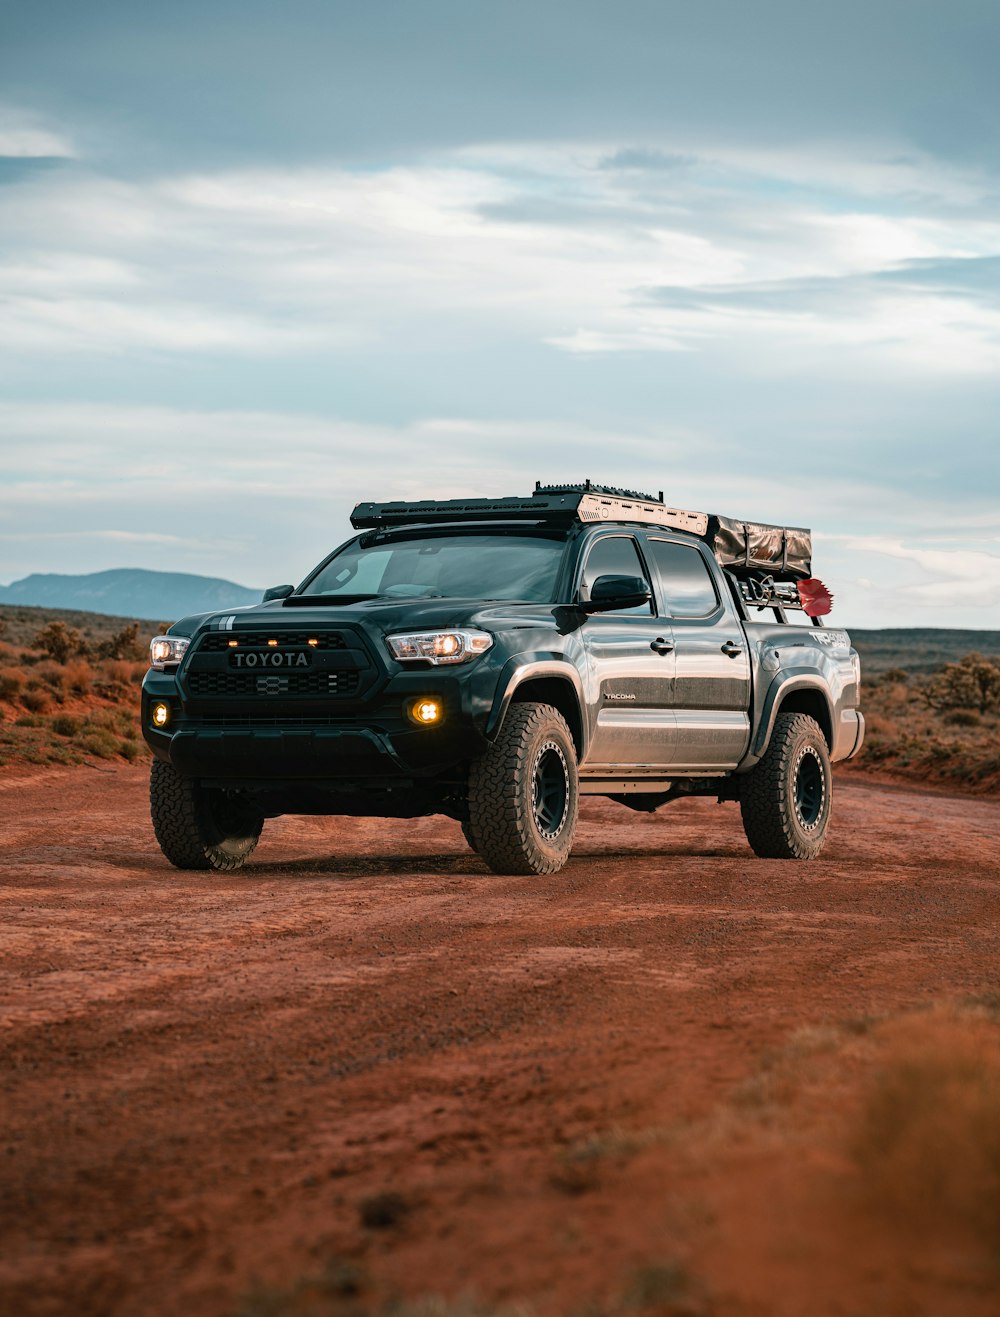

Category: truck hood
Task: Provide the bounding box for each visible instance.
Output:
[169,597,563,637]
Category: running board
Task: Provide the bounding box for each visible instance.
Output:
[579,774,727,795]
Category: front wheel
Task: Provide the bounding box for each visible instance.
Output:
[467,702,579,875]
[150,759,264,872]
[739,712,832,859]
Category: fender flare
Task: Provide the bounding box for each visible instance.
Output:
[485,658,588,758]
[749,672,835,759]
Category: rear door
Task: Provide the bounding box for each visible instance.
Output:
[577,532,677,770]
[641,535,751,770]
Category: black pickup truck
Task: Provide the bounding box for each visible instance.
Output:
[142,483,864,875]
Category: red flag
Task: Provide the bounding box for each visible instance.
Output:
[797,577,833,617]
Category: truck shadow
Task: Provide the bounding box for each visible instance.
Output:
[247,845,745,879]
[250,852,486,878]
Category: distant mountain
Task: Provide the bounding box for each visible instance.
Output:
[0,569,262,621]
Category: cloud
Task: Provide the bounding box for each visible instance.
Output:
[0,105,74,159]
[1,399,996,628]
[3,143,1000,378]
[836,536,1000,608]
[597,149,697,173]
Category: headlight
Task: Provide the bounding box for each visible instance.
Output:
[386,629,493,665]
[149,635,191,669]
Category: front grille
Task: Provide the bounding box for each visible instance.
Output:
[187,670,362,698]
[190,714,363,727]
[198,630,347,652]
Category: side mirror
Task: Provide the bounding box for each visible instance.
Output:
[262,583,294,602]
[580,574,652,614]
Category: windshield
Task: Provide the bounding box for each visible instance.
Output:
[301,533,567,601]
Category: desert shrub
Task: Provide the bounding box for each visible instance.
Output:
[32,620,84,663]
[15,714,44,728]
[21,689,51,714]
[0,668,25,700]
[32,660,69,695]
[880,667,910,684]
[63,660,93,696]
[95,622,145,661]
[80,730,120,760]
[120,737,145,762]
[862,712,895,738]
[51,714,82,737]
[89,706,134,734]
[101,659,146,690]
[945,708,982,727]
[925,653,1000,716]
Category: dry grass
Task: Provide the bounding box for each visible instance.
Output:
[0,608,155,769]
[852,1008,1000,1243]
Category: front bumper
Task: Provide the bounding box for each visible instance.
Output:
[141,667,494,783]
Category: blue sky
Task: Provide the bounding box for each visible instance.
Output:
[2,0,999,627]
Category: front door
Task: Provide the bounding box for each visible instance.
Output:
[642,536,751,770]
[577,533,677,770]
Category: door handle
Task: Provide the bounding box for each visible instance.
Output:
[650,637,675,655]
[721,640,744,657]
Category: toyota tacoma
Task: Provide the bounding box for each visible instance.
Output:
[142,482,864,874]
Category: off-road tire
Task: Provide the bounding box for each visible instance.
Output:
[740,712,832,860]
[460,821,480,854]
[150,759,264,872]
[467,702,579,875]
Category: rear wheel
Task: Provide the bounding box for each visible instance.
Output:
[740,712,832,859]
[467,702,579,875]
[150,759,264,872]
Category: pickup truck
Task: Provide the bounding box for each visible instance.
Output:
[141,483,864,875]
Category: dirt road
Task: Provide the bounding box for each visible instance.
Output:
[2,766,1000,1317]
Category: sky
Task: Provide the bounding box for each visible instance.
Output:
[2,0,999,629]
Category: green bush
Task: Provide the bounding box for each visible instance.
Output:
[80,730,120,760]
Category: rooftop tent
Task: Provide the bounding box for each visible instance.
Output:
[703,515,812,581]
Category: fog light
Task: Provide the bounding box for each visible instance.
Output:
[410,698,442,726]
[151,702,170,728]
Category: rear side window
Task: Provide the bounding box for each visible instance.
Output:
[581,535,653,615]
[646,539,719,618]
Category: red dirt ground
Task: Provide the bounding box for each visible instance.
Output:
[2,766,1000,1317]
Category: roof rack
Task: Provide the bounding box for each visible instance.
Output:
[350,482,709,536]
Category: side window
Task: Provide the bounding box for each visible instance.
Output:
[581,536,653,616]
[646,539,719,618]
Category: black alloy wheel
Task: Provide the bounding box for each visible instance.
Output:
[793,745,826,831]
[532,741,571,841]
